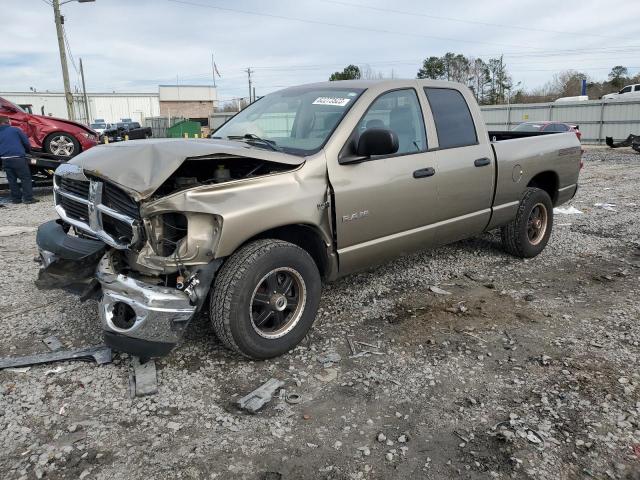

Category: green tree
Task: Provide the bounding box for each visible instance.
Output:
[329,64,362,81]
[608,65,628,89]
[487,56,511,104]
[417,56,445,79]
[468,58,490,103]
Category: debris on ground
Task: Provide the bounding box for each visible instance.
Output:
[314,368,338,383]
[42,335,62,351]
[129,357,158,397]
[429,285,452,295]
[0,344,112,369]
[554,206,583,215]
[594,202,617,212]
[237,378,284,413]
[316,351,341,365]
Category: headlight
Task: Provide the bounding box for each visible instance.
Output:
[84,132,97,140]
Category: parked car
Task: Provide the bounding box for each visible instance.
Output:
[0,96,98,157]
[90,122,113,136]
[101,121,152,142]
[35,79,581,360]
[513,121,581,140]
[602,84,640,101]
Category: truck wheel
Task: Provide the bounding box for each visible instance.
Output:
[44,133,79,157]
[210,239,321,359]
[501,187,553,258]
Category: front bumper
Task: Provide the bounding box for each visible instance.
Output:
[35,220,210,358]
[96,252,196,354]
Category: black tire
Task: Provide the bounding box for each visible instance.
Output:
[210,239,321,359]
[501,187,553,258]
[44,132,80,157]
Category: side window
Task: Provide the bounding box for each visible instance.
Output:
[635,85,640,92]
[357,89,427,154]
[556,123,569,132]
[620,86,632,94]
[424,88,477,149]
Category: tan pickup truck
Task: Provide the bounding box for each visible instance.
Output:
[36,79,581,359]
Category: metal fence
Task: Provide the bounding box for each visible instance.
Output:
[144,117,186,138]
[480,99,640,144]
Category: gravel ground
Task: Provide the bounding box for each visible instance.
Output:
[1,147,640,480]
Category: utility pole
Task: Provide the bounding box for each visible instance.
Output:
[246,67,253,105]
[79,57,90,124]
[53,0,74,120]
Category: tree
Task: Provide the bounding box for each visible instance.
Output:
[329,65,361,81]
[551,70,588,97]
[487,56,511,104]
[468,58,490,103]
[361,64,384,80]
[417,56,445,79]
[608,65,628,89]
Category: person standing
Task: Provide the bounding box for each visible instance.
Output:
[0,115,37,204]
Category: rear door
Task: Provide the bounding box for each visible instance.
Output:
[422,87,495,244]
[327,87,439,274]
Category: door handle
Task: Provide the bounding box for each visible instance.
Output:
[474,157,491,167]
[413,167,436,178]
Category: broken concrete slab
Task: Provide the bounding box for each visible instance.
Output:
[238,378,284,413]
[0,345,112,370]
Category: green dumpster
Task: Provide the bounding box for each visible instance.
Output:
[167,120,201,138]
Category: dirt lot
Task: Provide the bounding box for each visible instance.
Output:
[1,147,640,480]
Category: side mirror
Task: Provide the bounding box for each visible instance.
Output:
[356,128,399,157]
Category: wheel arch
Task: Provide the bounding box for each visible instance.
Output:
[240,224,333,280]
[527,170,559,205]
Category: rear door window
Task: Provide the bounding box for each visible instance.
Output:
[424,88,477,149]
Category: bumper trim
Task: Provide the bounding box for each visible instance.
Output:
[103,331,175,358]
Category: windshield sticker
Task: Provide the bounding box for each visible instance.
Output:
[312,97,351,107]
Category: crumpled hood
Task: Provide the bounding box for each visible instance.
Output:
[67,138,305,201]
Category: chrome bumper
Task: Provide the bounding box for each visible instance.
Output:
[96,253,196,348]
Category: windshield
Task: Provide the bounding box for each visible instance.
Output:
[214,86,365,155]
[513,123,544,132]
[91,123,107,129]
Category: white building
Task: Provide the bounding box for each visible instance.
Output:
[0,91,160,125]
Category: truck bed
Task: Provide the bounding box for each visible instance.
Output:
[488,130,557,142]
[490,131,581,213]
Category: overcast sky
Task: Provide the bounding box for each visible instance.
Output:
[2,0,640,101]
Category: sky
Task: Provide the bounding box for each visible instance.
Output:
[2,0,640,102]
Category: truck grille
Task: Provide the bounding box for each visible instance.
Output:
[54,174,142,249]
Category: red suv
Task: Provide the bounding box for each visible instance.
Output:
[0,97,98,157]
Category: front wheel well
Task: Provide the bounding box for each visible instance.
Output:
[527,171,559,204]
[243,225,331,280]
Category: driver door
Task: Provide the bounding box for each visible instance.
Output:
[327,88,439,275]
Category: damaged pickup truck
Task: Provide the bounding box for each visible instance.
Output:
[36,79,582,359]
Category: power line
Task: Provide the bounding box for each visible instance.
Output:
[62,25,79,75]
[315,0,636,41]
[166,0,571,51]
